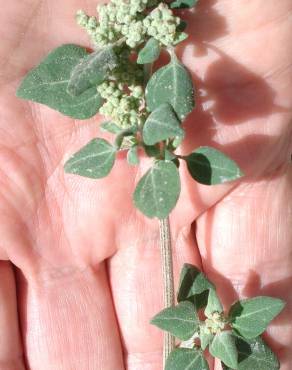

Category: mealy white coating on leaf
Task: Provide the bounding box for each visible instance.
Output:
[133,160,180,219]
[64,138,116,179]
[16,44,103,119]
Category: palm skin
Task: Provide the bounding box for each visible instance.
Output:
[0,0,291,369]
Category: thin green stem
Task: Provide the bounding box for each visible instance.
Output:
[159,217,175,367]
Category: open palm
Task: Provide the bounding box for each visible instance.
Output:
[0,1,291,369]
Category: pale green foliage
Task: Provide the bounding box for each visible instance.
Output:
[222,336,280,370]
[177,264,215,305]
[17,0,244,223]
[137,37,161,64]
[205,289,223,318]
[64,138,116,178]
[142,103,184,145]
[210,331,238,369]
[185,146,244,185]
[165,348,209,370]
[127,146,140,165]
[171,0,199,9]
[16,45,103,119]
[76,0,185,48]
[151,264,284,370]
[100,121,122,134]
[133,160,181,219]
[151,301,199,340]
[67,46,118,96]
[229,297,285,339]
[199,327,214,350]
[146,54,195,121]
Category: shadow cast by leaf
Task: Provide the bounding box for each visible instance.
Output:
[177,0,228,56]
[201,46,290,125]
[243,270,292,327]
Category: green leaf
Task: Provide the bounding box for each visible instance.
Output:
[143,144,161,158]
[16,44,103,119]
[177,20,187,32]
[142,103,184,145]
[221,336,279,370]
[177,264,215,308]
[229,297,285,339]
[67,46,118,96]
[146,55,195,121]
[200,329,214,350]
[133,160,181,219]
[164,149,176,161]
[171,0,198,8]
[209,331,238,369]
[127,146,139,166]
[173,32,188,46]
[172,135,184,149]
[114,127,138,149]
[100,121,122,134]
[137,38,161,64]
[151,301,199,340]
[185,146,244,185]
[165,348,209,370]
[205,288,223,318]
[64,138,116,179]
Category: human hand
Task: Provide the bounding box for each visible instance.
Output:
[0,1,291,369]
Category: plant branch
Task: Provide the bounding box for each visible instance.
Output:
[159,217,175,367]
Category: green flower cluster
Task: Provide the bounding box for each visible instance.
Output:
[112,47,144,86]
[97,81,146,128]
[144,3,181,46]
[76,0,183,48]
[203,312,226,335]
[75,1,187,138]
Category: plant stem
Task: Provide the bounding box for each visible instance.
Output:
[144,60,175,367]
[159,217,175,367]
[143,63,153,87]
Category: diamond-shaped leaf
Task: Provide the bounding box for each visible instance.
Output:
[165,348,209,370]
[133,160,181,219]
[64,138,116,179]
[67,46,118,96]
[151,301,199,341]
[209,331,238,369]
[200,328,214,350]
[205,288,223,318]
[127,146,139,166]
[229,297,285,339]
[221,336,280,370]
[100,121,122,134]
[177,264,215,309]
[185,146,243,185]
[146,55,195,121]
[16,44,103,119]
[142,103,184,145]
[137,38,161,64]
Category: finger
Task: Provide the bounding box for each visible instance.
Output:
[108,218,205,370]
[181,0,292,178]
[17,264,124,370]
[0,261,25,370]
[1,0,96,80]
[196,165,292,369]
